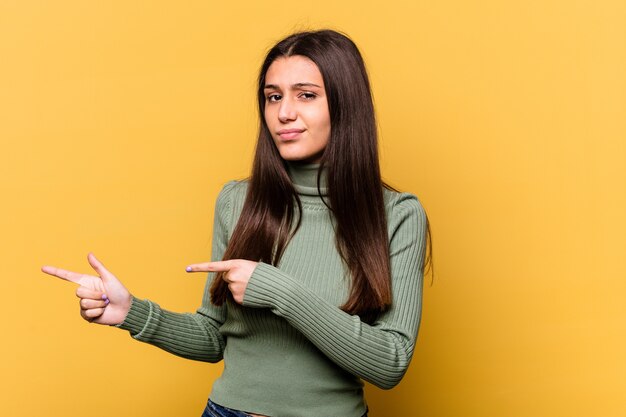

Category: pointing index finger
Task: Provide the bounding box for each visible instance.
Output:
[41,265,84,284]
[186,260,234,273]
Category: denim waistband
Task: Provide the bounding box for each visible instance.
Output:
[202,400,254,417]
[202,399,368,417]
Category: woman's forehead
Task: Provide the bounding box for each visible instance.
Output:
[265,55,324,88]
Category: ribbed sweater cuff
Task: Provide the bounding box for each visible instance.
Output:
[243,262,296,310]
[116,297,152,336]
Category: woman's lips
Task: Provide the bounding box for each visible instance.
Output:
[277,129,305,140]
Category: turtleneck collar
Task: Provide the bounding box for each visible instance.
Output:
[286,162,328,197]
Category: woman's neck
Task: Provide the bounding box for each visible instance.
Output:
[286,162,328,196]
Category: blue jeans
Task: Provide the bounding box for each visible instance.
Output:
[201,400,254,417]
[201,399,368,417]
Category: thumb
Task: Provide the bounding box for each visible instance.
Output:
[87,253,113,282]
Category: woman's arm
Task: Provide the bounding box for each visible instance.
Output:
[114,296,226,363]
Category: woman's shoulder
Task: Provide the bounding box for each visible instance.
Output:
[383,186,427,227]
[215,179,249,216]
[383,186,424,210]
[217,179,248,198]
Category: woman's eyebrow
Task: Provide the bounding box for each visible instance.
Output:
[264,82,322,90]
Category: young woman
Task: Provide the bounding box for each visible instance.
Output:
[42,29,430,417]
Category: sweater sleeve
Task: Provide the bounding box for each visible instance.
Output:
[242,193,427,389]
[116,182,237,362]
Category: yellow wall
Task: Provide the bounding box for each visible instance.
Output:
[1,1,624,416]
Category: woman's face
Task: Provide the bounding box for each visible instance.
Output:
[263,55,331,164]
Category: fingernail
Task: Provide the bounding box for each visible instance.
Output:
[105,299,110,305]
[186,266,192,272]
[102,294,109,300]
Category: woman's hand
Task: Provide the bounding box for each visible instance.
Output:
[42,253,132,325]
[186,259,258,304]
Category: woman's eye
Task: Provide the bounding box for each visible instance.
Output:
[300,92,316,100]
[267,94,281,102]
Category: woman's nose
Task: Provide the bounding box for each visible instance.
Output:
[278,98,297,122]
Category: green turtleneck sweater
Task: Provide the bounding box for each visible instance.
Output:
[118,163,427,417]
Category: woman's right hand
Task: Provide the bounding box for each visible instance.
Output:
[42,253,132,326]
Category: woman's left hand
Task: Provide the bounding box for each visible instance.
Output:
[186,259,258,304]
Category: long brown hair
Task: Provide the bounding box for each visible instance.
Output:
[211,30,428,323]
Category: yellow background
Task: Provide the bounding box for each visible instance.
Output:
[1,1,624,416]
